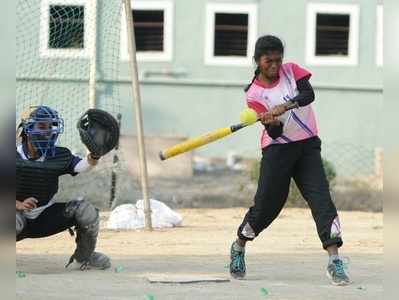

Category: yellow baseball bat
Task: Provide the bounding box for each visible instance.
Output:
[159,123,248,160]
[159,102,299,160]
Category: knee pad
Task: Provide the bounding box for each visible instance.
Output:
[16,212,26,236]
[64,199,99,229]
[64,200,101,269]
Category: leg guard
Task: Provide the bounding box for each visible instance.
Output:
[64,200,110,270]
[16,212,26,237]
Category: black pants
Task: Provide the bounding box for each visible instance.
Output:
[237,136,343,249]
[17,203,77,241]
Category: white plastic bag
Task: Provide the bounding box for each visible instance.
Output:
[107,199,183,230]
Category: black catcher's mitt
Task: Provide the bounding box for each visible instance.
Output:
[77,109,120,158]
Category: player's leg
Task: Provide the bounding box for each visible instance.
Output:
[63,200,110,270]
[293,137,350,285]
[230,143,299,279]
[17,203,76,240]
[16,211,27,238]
[17,201,110,270]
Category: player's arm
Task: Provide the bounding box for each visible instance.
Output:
[265,78,314,139]
[246,94,277,126]
[271,77,315,117]
[290,77,315,107]
[71,153,99,174]
[87,153,100,166]
[289,63,314,107]
[264,121,284,139]
[246,92,283,138]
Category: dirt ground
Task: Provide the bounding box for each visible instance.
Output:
[16,207,383,300]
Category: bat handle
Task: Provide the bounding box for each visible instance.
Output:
[159,151,166,161]
[271,101,299,116]
[285,100,299,111]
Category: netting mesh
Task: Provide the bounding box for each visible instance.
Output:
[16,0,127,206]
[16,0,123,154]
[15,0,382,212]
[49,5,85,49]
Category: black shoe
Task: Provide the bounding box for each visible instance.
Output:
[87,252,111,270]
[67,252,111,270]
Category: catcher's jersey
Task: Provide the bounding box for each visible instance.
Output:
[246,62,318,149]
[16,144,82,219]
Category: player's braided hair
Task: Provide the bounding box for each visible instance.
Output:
[244,35,285,92]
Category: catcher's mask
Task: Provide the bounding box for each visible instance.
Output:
[18,105,64,157]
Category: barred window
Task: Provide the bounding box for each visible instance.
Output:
[315,13,349,56]
[49,5,84,49]
[120,1,173,61]
[214,13,248,57]
[306,3,359,66]
[133,9,164,52]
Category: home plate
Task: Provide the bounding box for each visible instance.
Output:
[145,273,230,284]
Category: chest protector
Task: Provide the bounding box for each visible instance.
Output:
[16,147,74,207]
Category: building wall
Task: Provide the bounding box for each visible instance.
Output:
[17,0,384,177]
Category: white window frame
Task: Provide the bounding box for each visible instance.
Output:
[204,3,258,66]
[305,3,359,66]
[376,5,383,67]
[40,0,94,58]
[120,0,174,62]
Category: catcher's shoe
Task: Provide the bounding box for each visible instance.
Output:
[86,252,111,270]
[326,258,351,286]
[70,252,111,270]
[229,242,246,279]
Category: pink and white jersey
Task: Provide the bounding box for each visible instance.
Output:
[246,62,318,149]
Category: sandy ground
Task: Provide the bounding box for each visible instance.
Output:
[16,208,383,300]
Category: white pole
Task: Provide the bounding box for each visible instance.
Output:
[123,0,152,230]
[89,0,97,109]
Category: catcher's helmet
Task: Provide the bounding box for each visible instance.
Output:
[18,105,64,157]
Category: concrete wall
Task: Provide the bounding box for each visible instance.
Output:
[17,0,384,177]
[119,135,193,178]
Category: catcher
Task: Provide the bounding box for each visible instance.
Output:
[16,105,119,270]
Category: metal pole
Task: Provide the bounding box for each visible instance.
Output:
[89,0,97,109]
[123,0,152,230]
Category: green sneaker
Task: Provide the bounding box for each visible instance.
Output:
[326,258,351,286]
[229,242,246,279]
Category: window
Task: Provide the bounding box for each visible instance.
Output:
[120,0,173,61]
[376,5,383,66]
[315,14,349,56]
[134,10,164,52]
[205,3,258,66]
[214,13,248,57]
[40,0,94,58]
[306,3,359,66]
[49,5,84,49]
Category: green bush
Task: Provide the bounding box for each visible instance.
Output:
[249,156,337,207]
[322,157,337,184]
[249,159,261,182]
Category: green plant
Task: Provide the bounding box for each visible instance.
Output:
[249,159,261,182]
[322,157,337,185]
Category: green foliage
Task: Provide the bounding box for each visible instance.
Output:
[249,159,261,182]
[322,157,337,184]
